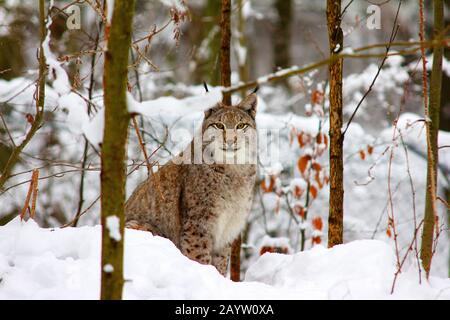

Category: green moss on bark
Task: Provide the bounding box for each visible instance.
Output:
[100,0,135,300]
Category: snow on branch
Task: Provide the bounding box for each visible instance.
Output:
[223,37,450,95]
[81,88,222,148]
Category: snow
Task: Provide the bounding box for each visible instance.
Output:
[103,263,114,273]
[106,216,121,242]
[289,178,307,193]
[242,1,264,20]
[0,218,448,300]
[246,239,450,299]
[82,106,104,149]
[411,54,450,77]
[106,0,115,23]
[159,0,188,13]
[127,88,222,117]
[256,66,300,85]
[103,264,114,273]
[69,88,222,149]
[1,75,448,278]
[58,92,89,135]
[42,1,71,97]
[259,235,292,253]
[236,43,247,66]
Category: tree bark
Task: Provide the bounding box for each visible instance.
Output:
[220,0,239,280]
[273,0,292,70]
[230,235,241,281]
[100,0,135,300]
[326,0,344,247]
[420,0,443,278]
[196,0,221,85]
[236,0,249,98]
[220,0,232,105]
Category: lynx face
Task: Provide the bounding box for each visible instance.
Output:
[202,94,257,165]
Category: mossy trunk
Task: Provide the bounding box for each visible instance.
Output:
[420,0,443,278]
[326,0,344,247]
[100,0,135,300]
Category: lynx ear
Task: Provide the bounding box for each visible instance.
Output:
[237,93,257,118]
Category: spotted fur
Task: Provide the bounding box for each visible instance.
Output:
[125,93,258,276]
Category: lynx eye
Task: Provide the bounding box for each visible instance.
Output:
[236,123,248,130]
[213,123,225,130]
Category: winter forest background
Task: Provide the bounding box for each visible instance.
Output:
[0,0,449,299]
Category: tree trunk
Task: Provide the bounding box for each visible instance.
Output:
[100,0,135,300]
[236,0,249,98]
[326,0,344,248]
[230,235,241,281]
[420,0,443,278]
[195,0,221,85]
[438,1,450,132]
[220,0,232,105]
[220,0,239,279]
[273,0,292,70]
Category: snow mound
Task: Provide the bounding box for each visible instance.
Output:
[0,218,448,300]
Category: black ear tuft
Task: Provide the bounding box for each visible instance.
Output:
[203,82,209,93]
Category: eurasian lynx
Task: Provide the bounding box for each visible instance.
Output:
[125,93,258,275]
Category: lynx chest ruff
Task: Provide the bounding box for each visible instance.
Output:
[211,169,255,252]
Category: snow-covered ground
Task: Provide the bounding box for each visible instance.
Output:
[0,218,448,300]
[1,75,449,278]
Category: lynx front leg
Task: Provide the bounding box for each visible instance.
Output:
[180,220,213,265]
[212,244,231,276]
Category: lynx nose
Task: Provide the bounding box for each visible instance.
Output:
[226,140,235,149]
[224,131,237,150]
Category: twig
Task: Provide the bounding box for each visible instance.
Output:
[131,44,159,71]
[132,116,152,175]
[1,168,99,195]
[30,169,39,219]
[340,0,354,18]
[222,35,449,95]
[283,194,300,225]
[73,3,104,227]
[387,144,401,272]
[61,195,101,228]
[398,129,422,284]
[0,0,47,190]
[436,196,450,208]
[133,19,172,45]
[0,110,15,147]
[342,0,401,136]
[391,220,424,294]
[419,0,440,279]
[19,170,37,220]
